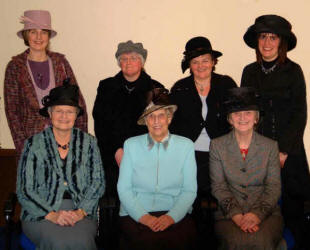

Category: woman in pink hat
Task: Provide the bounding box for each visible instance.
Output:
[4,10,88,158]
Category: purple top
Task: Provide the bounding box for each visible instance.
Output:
[28,59,50,90]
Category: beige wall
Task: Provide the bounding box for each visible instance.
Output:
[1,0,309,161]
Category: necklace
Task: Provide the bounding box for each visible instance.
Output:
[57,142,70,150]
[124,84,135,93]
[194,80,209,93]
[261,63,277,74]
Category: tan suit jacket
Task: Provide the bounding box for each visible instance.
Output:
[210,131,281,221]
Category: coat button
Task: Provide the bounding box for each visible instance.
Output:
[64,181,68,186]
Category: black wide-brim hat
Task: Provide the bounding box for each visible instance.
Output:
[224,87,259,114]
[243,14,297,51]
[181,36,222,73]
[39,78,84,117]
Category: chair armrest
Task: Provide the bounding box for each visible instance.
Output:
[3,192,17,224]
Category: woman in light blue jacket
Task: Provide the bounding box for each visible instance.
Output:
[117,88,197,250]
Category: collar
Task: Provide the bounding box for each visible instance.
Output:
[147,133,171,150]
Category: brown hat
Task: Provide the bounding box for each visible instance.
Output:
[137,88,177,125]
[17,10,57,39]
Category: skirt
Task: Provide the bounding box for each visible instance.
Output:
[22,199,97,250]
[119,211,197,250]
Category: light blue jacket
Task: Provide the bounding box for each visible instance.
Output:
[117,133,197,223]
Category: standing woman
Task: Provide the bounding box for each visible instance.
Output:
[4,10,88,157]
[93,40,163,197]
[169,37,236,243]
[241,14,310,249]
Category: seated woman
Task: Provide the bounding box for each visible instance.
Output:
[117,89,197,250]
[16,82,105,250]
[209,87,283,249]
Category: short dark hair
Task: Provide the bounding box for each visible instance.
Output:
[22,29,51,47]
[256,35,288,65]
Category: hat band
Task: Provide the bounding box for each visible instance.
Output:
[20,16,51,30]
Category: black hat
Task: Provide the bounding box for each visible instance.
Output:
[243,14,297,51]
[39,78,84,117]
[181,36,222,73]
[137,88,177,125]
[225,87,259,114]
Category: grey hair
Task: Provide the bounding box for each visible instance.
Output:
[117,52,145,67]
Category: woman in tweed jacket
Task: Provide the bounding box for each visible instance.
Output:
[210,87,283,249]
[17,83,104,250]
[4,10,87,157]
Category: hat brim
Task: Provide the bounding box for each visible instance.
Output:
[243,25,297,51]
[39,100,84,117]
[17,29,57,39]
[182,49,222,73]
[137,104,177,125]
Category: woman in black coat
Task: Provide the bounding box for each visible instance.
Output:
[169,36,236,248]
[93,40,163,198]
[241,15,310,249]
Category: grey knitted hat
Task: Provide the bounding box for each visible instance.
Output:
[115,40,147,60]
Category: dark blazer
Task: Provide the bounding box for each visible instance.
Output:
[209,131,281,221]
[241,59,307,155]
[169,73,237,143]
[92,70,163,166]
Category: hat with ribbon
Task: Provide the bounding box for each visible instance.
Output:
[17,10,57,38]
[137,88,177,125]
[39,78,83,117]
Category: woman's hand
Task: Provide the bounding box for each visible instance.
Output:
[240,212,261,233]
[139,214,158,231]
[45,210,76,226]
[279,152,288,168]
[68,209,86,223]
[232,213,243,227]
[153,215,175,231]
[115,148,124,167]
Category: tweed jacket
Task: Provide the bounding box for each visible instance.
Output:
[92,70,163,167]
[17,127,105,222]
[241,59,307,155]
[4,49,88,155]
[117,133,197,223]
[210,131,281,221]
[169,73,237,143]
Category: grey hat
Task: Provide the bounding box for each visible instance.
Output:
[115,40,147,60]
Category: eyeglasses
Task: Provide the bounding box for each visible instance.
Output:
[119,56,140,63]
[52,110,77,116]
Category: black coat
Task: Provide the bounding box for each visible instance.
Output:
[241,59,310,201]
[169,73,237,143]
[92,71,163,165]
[241,58,307,155]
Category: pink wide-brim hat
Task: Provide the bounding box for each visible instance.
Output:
[17,10,57,38]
